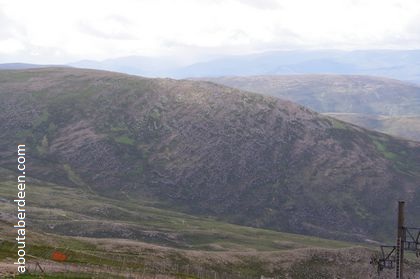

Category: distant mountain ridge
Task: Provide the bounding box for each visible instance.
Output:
[176,49,420,82]
[69,56,182,77]
[69,49,420,82]
[0,63,67,70]
[6,49,420,82]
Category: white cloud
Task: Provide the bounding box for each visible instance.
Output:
[237,0,282,10]
[0,38,25,54]
[0,0,419,63]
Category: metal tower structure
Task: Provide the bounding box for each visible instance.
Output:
[372,201,420,279]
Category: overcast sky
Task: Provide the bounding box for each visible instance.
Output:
[0,0,420,64]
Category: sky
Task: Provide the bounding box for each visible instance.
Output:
[0,0,420,64]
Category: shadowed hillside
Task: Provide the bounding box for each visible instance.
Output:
[2,167,420,278]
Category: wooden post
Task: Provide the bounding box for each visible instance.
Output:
[396,201,405,279]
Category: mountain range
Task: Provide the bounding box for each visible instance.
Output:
[3,49,418,81]
[66,49,420,82]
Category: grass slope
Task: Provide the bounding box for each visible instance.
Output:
[2,169,420,278]
[0,167,388,278]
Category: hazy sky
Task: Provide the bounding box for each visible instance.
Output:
[0,0,419,64]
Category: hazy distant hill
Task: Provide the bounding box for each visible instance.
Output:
[176,50,420,82]
[200,75,420,141]
[69,50,420,82]
[0,63,65,70]
[325,113,420,141]
[1,68,420,243]
[70,56,181,77]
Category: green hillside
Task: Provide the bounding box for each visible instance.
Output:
[0,167,380,278]
[1,68,420,244]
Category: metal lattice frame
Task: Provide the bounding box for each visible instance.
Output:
[373,201,420,278]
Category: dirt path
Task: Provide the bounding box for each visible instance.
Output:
[0,262,17,277]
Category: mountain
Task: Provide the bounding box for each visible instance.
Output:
[69,50,420,82]
[69,56,182,77]
[1,68,420,244]
[174,49,420,82]
[199,74,420,141]
[0,62,65,70]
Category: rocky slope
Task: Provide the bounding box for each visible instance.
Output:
[1,68,420,242]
